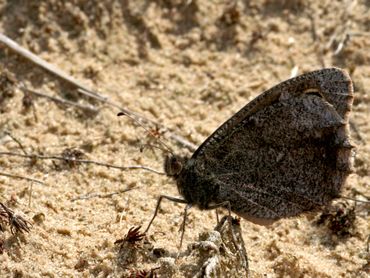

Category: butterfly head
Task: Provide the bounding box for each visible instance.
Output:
[164,155,187,178]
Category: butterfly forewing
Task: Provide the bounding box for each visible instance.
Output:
[177,68,354,224]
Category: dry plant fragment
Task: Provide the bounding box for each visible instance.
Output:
[129,267,159,278]
[0,172,44,185]
[115,226,145,249]
[20,86,99,114]
[0,151,164,174]
[219,1,240,26]
[61,148,85,167]
[316,202,356,237]
[115,226,146,268]
[0,68,17,105]
[0,238,4,254]
[22,90,34,109]
[0,203,32,234]
[124,226,146,244]
[0,33,197,151]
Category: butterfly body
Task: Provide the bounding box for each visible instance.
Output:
[165,68,354,225]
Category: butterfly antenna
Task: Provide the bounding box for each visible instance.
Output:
[117,111,174,155]
[139,143,170,154]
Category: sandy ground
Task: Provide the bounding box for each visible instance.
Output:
[0,0,369,277]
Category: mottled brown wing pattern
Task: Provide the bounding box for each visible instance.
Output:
[193,68,353,158]
[178,68,353,225]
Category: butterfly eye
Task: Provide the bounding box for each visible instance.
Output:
[164,155,183,176]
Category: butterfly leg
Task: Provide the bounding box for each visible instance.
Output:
[144,195,188,234]
[179,203,192,250]
[208,201,249,277]
[215,208,220,224]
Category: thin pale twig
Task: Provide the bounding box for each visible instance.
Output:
[71,187,137,201]
[0,32,105,101]
[333,33,350,55]
[0,33,196,151]
[0,151,165,175]
[0,172,44,185]
[4,131,27,155]
[307,13,317,41]
[21,86,99,114]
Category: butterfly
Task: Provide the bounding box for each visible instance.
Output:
[145,67,354,230]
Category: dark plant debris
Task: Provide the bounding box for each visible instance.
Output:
[115,226,147,268]
[0,68,17,104]
[0,202,32,234]
[0,238,4,254]
[22,90,34,110]
[115,226,145,249]
[316,202,356,237]
[219,2,240,26]
[129,267,159,278]
[61,148,85,167]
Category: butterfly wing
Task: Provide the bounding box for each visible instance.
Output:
[179,68,354,224]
